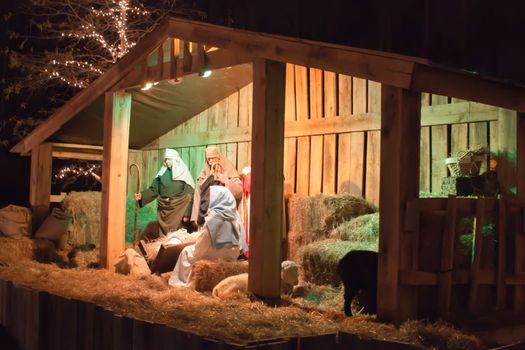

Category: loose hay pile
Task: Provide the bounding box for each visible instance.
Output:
[0,236,34,263]
[299,240,378,286]
[192,260,249,292]
[287,194,377,260]
[0,258,484,349]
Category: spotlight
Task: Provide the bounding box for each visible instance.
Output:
[141,82,153,91]
[199,69,212,78]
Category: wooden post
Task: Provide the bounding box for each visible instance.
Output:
[248,59,286,301]
[100,92,131,270]
[377,85,421,323]
[30,143,52,230]
[515,112,525,313]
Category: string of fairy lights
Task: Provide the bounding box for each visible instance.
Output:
[54,162,102,183]
[48,0,149,88]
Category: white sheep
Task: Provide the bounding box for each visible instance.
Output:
[212,260,300,298]
[114,248,150,276]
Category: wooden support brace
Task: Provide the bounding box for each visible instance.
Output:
[438,195,457,317]
[30,143,52,230]
[469,198,486,313]
[497,197,508,309]
[377,85,421,323]
[182,40,192,73]
[100,92,131,270]
[248,59,286,301]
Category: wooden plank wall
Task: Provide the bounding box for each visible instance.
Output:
[132,64,512,203]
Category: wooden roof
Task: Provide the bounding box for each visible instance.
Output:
[12,16,525,154]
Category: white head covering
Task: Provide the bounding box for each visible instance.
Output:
[156,149,195,189]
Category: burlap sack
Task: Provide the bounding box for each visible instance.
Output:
[0,205,32,238]
[34,208,72,243]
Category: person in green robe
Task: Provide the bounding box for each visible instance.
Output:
[134,149,195,236]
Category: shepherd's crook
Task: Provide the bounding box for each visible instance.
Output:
[129,163,141,247]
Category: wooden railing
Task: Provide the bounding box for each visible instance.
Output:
[402,196,525,317]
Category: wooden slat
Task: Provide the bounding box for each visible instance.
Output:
[377,85,421,323]
[248,59,285,300]
[469,122,489,173]
[239,83,252,128]
[338,74,352,115]
[283,138,297,195]
[100,92,131,270]
[296,137,310,195]
[353,78,367,114]
[495,109,517,195]
[365,131,380,204]
[284,63,296,121]
[419,127,430,193]
[438,196,457,317]
[309,68,323,118]
[324,71,337,117]
[322,134,336,194]
[237,142,251,170]
[295,66,309,120]
[497,198,507,309]
[469,198,486,313]
[431,125,448,193]
[337,133,351,194]
[226,92,239,168]
[189,146,206,180]
[30,143,52,229]
[309,136,323,195]
[368,81,381,113]
[451,123,468,156]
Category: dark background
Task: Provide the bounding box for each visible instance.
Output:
[2,0,525,206]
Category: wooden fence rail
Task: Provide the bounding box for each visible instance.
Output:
[403,197,525,317]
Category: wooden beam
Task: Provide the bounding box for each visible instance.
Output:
[156,102,497,148]
[10,19,170,155]
[412,64,525,113]
[168,18,417,89]
[48,143,103,151]
[52,151,103,161]
[248,59,286,301]
[100,92,131,270]
[30,143,52,230]
[377,85,421,323]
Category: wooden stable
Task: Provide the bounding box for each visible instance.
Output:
[11,17,525,322]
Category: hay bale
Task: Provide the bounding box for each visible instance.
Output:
[287,194,377,234]
[300,239,377,286]
[192,260,249,292]
[287,230,328,262]
[62,191,101,248]
[330,213,379,242]
[0,237,34,264]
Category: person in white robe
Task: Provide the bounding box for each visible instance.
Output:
[168,185,247,287]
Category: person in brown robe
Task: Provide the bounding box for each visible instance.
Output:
[135,149,195,237]
[190,146,242,226]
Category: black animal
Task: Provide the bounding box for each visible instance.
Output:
[337,250,378,316]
